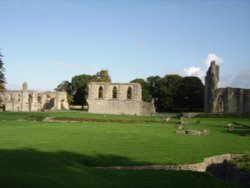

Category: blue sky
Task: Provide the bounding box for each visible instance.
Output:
[0,0,250,91]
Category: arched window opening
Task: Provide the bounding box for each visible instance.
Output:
[38,96,42,103]
[98,86,103,99]
[112,86,117,99]
[127,87,132,100]
[28,94,33,112]
[28,94,33,103]
[218,95,224,113]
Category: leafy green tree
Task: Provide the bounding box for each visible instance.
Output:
[146,76,161,100]
[175,76,204,111]
[130,78,150,101]
[71,74,93,106]
[92,70,111,82]
[0,52,6,94]
[156,75,182,111]
[55,81,72,93]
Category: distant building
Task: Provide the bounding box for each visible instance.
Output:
[204,61,250,113]
[0,82,69,112]
[87,82,155,116]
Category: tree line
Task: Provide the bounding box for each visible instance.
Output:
[55,70,204,112]
[0,51,204,112]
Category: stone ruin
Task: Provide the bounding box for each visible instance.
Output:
[176,129,210,135]
[0,82,69,112]
[87,82,155,116]
[204,61,250,113]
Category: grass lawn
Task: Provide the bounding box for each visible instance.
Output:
[0,111,249,187]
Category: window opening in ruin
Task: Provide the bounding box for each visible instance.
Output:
[61,99,65,109]
[28,94,33,112]
[112,86,117,99]
[98,86,103,99]
[38,96,42,103]
[28,94,33,103]
[18,94,21,101]
[127,87,132,100]
[218,95,224,113]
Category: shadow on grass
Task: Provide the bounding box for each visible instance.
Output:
[0,149,240,188]
[213,123,250,137]
[221,127,250,137]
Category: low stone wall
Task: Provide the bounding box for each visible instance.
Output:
[95,154,241,172]
[96,154,250,187]
[176,129,210,135]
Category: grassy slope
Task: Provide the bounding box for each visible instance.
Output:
[0,112,249,187]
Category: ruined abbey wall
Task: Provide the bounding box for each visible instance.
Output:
[212,88,250,113]
[0,82,69,112]
[204,62,250,113]
[87,82,155,116]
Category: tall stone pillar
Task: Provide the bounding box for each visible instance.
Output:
[204,61,219,112]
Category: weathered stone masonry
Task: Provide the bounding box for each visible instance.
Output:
[0,82,69,112]
[87,82,155,116]
[204,62,250,113]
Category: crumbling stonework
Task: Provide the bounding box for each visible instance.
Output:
[0,82,69,112]
[205,62,250,113]
[95,154,241,172]
[87,82,155,116]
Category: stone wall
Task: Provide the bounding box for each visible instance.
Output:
[212,88,250,113]
[204,62,250,113]
[0,82,69,112]
[96,154,241,172]
[87,82,155,116]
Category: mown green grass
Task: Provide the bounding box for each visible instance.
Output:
[0,111,249,187]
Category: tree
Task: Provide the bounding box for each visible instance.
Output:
[92,70,111,82]
[175,76,204,111]
[0,52,6,93]
[156,75,182,111]
[55,80,72,93]
[130,78,150,101]
[71,74,93,106]
[146,76,161,100]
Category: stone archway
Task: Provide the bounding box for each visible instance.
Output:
[127,87,132,100]
[112,86,117,99]
[98,86,103,99]
[217,95,224,113]
[28,94,33,112]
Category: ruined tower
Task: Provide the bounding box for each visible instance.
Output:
[204,61,219,112]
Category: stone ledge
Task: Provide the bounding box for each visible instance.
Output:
[95,154,241,172]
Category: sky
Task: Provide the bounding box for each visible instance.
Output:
[0,0,250,91]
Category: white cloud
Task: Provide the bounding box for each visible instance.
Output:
[183,66,204,78]
[182,53,223,83]
[203,53,224,67]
